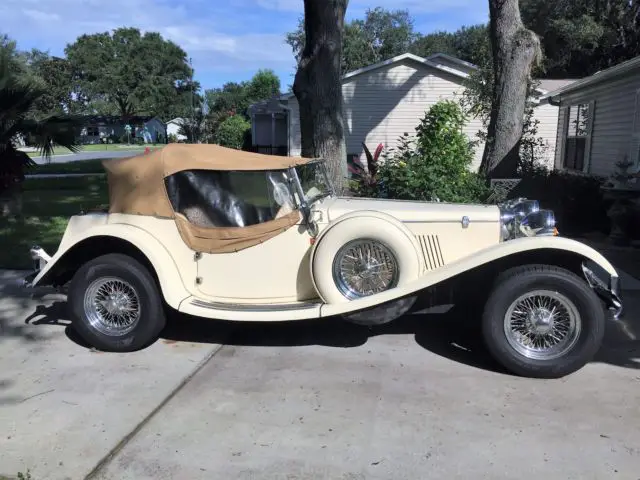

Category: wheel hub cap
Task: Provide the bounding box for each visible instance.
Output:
[84,277,141,337]
[332,240,399,299]
[503,289,581,360]
[529,308,554,334]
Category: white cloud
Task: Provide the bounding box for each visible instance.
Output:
[22,9,61,22]
[1,0,294,85]
[256,0,484,14]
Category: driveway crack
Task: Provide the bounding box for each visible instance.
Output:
[84,343,226,479]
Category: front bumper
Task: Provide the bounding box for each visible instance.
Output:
[21,245,51,288]
[582,261,624,320]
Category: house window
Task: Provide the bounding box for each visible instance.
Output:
[86,126,99,136]
[563,103,592,171]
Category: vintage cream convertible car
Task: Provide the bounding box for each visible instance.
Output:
[24,144,623,378]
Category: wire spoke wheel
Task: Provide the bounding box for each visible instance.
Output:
[503,289,581,361]
[332,239,399,299]
[83,276,142,337]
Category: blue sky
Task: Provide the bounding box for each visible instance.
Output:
[1,0,488,92]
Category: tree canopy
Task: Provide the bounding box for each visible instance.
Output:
[520,0,640,78]
[64,27,195,119]
[202,69,280,142]
[286,1,640,78]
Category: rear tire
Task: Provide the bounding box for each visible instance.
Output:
[481,264,605,379]
[68,253,166,352]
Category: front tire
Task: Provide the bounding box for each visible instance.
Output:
[68,253,166,352]
[482,264,605,379]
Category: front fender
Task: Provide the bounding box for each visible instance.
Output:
[320,235,620,318]
[30,221,190,310]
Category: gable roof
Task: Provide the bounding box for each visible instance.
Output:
[278,53,474,100]
[275,52,556,102]
[425,53,479,72]
[540,55,640,100]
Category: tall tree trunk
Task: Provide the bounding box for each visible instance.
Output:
[481,0,541,178]
[293,0,348,193]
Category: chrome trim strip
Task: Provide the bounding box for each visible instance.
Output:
[190,298,322,312]
[402,219,498,224]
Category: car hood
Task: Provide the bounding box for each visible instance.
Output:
[322,197,500,223]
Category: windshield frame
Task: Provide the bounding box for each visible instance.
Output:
[289,159,335,209]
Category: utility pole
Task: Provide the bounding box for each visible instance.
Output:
[189,57,195,143]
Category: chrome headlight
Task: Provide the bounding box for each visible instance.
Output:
[519,209,556,237]
[499,198,557,241]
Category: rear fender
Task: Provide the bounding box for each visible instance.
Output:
[30,223,190,309]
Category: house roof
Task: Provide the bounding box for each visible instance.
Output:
[277,53,475,101]
[72,115,159,124]
[537,79,578,93]
[540,55,640,100]
[167,117,185,125]
[425,53,479,72]
[273,52,560,105]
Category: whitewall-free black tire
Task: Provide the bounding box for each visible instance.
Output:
[481,264,605,379]
[68,253,166,352]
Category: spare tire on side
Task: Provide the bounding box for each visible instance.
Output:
[310,213,423,305]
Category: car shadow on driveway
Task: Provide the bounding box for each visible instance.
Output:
[22,297,640,374]
[161,306,509,375]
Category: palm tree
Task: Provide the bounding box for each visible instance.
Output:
[0,48,80,214]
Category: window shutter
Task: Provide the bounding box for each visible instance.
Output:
[631,89,640,167]
[583,100,595,173]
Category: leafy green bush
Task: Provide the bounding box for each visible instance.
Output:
[215,114,251,150]
[376,100,490,203]
[508,170,610,235]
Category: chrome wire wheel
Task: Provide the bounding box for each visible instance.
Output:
[503,289,581,361]
[83,277,142,337]
[332,239,399,299]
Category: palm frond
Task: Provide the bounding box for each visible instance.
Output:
[20,116,82,157]
[0,46,81,173]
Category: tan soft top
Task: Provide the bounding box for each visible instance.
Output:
[103,143,314,218]
[102,143,312,253]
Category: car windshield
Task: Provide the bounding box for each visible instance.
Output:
[294,160,333,204]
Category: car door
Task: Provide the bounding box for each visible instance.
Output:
[168,168,317,303]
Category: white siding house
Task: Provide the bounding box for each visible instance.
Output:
[166,118,187,141]
[249,53,570,172]
[540,55,640,177]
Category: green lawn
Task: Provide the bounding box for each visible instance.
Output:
[0,176,108,269]
[26,143,164,157]
[29,159,107,175]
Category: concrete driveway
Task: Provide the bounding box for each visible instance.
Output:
[1,270,639,480]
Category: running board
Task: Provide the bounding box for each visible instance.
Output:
[179,297,325,321]
[190,298,322,312]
